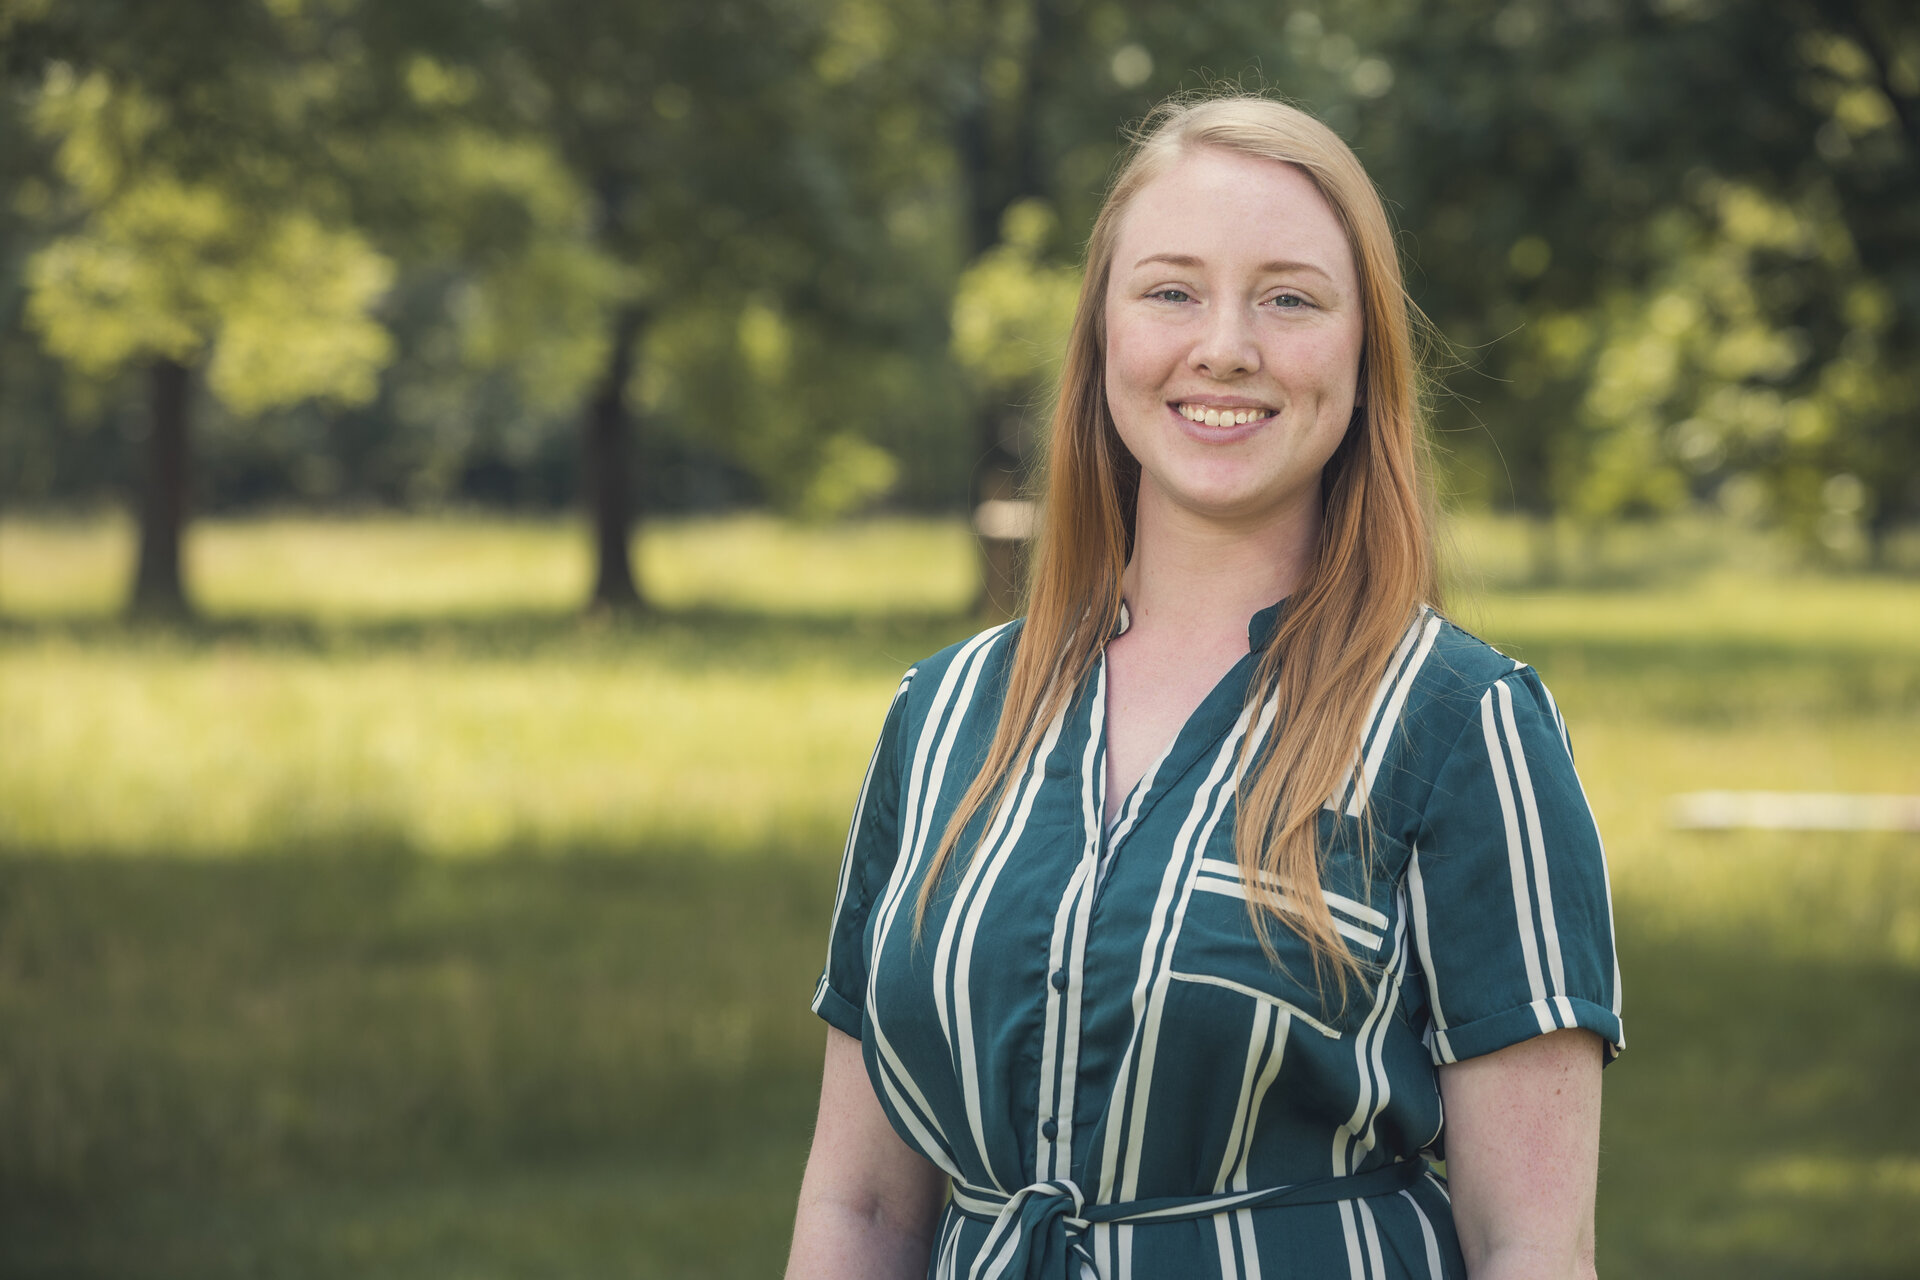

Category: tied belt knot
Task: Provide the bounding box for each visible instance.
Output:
[949,1159,1422,1280]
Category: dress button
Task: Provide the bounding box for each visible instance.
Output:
[1050,968,1068,991]
[1042,1118,1059,1140]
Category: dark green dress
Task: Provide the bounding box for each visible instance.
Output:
[813,602,1623,1280]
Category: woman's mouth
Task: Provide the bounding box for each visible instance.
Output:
[1173,402,1277,428]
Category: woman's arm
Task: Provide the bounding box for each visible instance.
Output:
[786,1026,949,1280]
[1439,1028,1604,1280]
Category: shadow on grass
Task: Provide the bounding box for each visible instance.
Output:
[2,843,1917,1277]
[1600,922,1920,1279]
[0,842,835,1202]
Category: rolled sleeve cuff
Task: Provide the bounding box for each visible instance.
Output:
[810,977,864,1040]
[1429,997,1624,1067]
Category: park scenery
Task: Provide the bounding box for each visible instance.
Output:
[3,1,1919,1277]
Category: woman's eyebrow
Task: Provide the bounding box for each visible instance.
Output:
[1131,252,1335,282]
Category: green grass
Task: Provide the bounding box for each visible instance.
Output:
[1,511,1917,1277]
[0,511,976,620]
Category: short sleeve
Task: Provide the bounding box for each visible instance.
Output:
[1406,668,1624,1065]
[810,673,914,1039]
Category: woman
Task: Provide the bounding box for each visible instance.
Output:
[788,93,1622,1280]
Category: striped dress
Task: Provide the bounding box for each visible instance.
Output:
[812,601,1623,1280]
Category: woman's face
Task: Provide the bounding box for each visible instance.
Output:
[1103,146,1365,532]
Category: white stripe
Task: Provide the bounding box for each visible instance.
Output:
[1328,609,1429,811]
[1332,909,1412,1182]
[1036,659,1116,1179]
[1196,858,1389,927]
[1213,1211,1241,1280]
[866,1020,961,1177]
[944,703,1069,1190]
[1214,1003,1271,1193]
[1401,1189,1444,1279]
[1119,696,1279,1203]
[1038,855,1094,1181]
[1054,856,1101,1173]
[1333,910,1406,1176]
[972,1206,1023,1280]
[1232,1012,1287,1280]
[1097,699,1260,1201]
[876,625,1010,948]
[863,627,1011,1168]
[1544,682,1625,1030]
[1537,677,1574,757]
[1358,1197,1385,1280]
[1405,843,1452,1064]
[1357,911,1413,1156]
[1338,1199,1366,1280]
[818,673,915,986]
[938,1209,964,1280]
[1481,690,1549,1013]
[1189,876,1385,951]
[1231,1211,1258,1280]
[1159,971,1341,1037]
[1347,613,1442,817]
[1498,680,1567,997]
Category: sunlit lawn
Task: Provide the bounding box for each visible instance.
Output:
[1,511,1917,1278]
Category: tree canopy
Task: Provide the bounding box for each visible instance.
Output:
[2,0,1914,600]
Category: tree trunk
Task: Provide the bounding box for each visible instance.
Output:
[584,304,647,613]
[951,17,1059,618]
[971,412,1026,618]
[129,357,192,618]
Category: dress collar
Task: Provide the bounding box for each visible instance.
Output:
[1248,598,1287,652]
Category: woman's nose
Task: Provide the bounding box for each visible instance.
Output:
[1188,303,1260,377]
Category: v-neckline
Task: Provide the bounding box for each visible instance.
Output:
[1090,596,1288,878]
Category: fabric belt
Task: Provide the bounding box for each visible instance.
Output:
[948,1159,1422,1280]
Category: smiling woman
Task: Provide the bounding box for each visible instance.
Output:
[1104,148,1364,534]
[786,94,1620,1280]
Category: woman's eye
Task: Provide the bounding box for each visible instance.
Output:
[1267,293,1309,309]
[1149,288,1192,303]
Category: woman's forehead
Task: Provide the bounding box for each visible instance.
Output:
[1111,147,1356,286]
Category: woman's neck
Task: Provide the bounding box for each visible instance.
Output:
[1120,486,1321,646]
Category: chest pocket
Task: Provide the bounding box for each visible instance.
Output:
[1166,854,1393,1039]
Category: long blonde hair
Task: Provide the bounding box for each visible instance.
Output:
[917,93,1438,999]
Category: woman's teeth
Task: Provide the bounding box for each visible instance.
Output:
[1177,403,1275,427]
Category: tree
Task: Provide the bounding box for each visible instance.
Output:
[1361,0,1920,571]
[465,0,848,611]
[7,1,406,615]
[24,67,393,614]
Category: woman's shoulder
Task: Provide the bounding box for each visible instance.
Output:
[1391,607,1561,745]
[893,616,1029,705]
[1360,607,1580,830]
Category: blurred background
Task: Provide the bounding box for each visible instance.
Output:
[1,0,1916,1275]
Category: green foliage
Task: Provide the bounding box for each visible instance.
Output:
[637,298,927,519]
[4,0,1918,561]
[950,199,1081,394]
[370,125,628,414]
[23,65,395,414]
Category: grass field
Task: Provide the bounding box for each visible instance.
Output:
[2,512,1917,1277]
